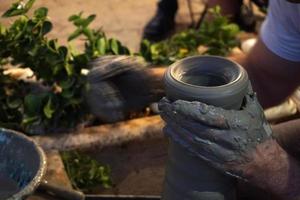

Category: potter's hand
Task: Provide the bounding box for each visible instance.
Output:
[85,55,163,123]
[158,91,273,179]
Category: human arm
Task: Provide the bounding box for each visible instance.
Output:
[242,139,300,200]
[231,38,300,109]
[85,56,165,122]
[272,119,300,159]
[158,91,300,200]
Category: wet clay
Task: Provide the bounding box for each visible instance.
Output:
[161,56,250,200]
[0,173,19,199]
[159,95,272,179]
[181,73,228,87]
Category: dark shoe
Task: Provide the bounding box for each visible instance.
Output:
[235,4,257,32]
[142,10,175,42]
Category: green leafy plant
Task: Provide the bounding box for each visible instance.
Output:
[61,151,112,190]
[68,12,130,58]
[140,6,240,65]
[0,0,130,134]
[0,68,25,130]
[0,1,240,135]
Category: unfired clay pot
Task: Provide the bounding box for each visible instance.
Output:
[162,55,249,200]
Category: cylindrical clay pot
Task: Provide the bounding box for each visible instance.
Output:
[162,56,249,200]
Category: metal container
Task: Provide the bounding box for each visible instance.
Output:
[162,56,249,200]
[0,128,46,200]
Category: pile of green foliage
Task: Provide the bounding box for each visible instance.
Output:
[0,0,129,134]
[140,6,240,65]
[61,151,112,190]
[0,1,240,135]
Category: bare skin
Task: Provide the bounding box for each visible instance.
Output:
[232,38,300,109]
[243,139,300,200]
[272,119,300,158]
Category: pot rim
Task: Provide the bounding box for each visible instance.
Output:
[169,55,244,89]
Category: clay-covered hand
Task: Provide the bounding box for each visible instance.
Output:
[158,91,273,179]
[85,55,163,122]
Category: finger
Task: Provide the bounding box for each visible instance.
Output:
[171,100,230,129]
[161,104,238,152]
[180,119,239,151]
[158,98,175,122]
[164,123,235,171]
[85,81,126,122]
[190,139,239,164]
[88,56,144,82]
[243,92,264,118]
[246,82,254,95]
[163,112,239,151]
[88,55,120,67]
[88,62,132,82]
[159,102,185,131]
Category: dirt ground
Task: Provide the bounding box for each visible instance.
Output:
[0,0,204,51]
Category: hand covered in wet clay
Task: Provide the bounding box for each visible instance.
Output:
[85,55,164,122]
[158,91,273,179]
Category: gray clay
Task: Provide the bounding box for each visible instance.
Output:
[164,55,249,109]
[161,56,250,200]
[159,93,272,178]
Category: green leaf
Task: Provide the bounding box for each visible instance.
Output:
[60,78,75,89]
[68,28,82,41]
[82,14,96,27]
[222,24,239,36]
[43,97,55,119]
[64,63,74,76]
[61,151,112,190]
[97,37,107,55]
[68,15,77,22]
[140,40,152,61]
[25,0,36,11]
[34,7,48,19]
[58,46,68,58]
[24,93,47,116]
[2,0,36,17]
[2,3,25,17]
[82,28,93,41]
[61,89,74,99]
[68,13,81,22]
[110,39,119,55]
[22,115,40,125]
[41,21,53,35]
[0,24,6,35]
[6,97,22,109]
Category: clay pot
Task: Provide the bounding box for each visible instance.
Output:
[162,56,249,200]
[164,55,249,109]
